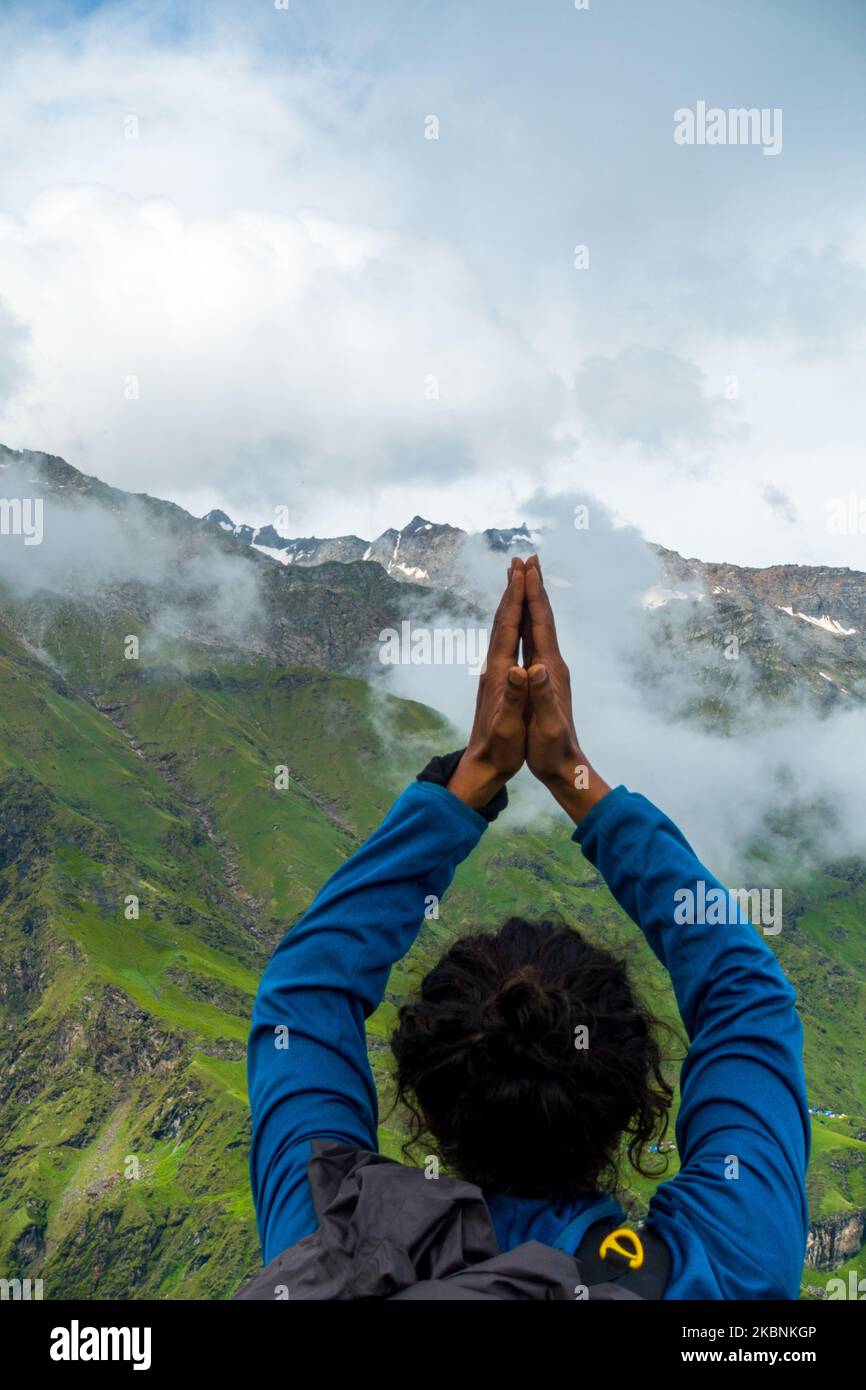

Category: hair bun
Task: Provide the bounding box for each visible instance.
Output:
[479,968,561,1062]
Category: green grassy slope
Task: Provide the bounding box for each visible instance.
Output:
[1,610,864,1297]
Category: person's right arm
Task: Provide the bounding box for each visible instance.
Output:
[520,557,809,1299]
[575,786,810,1300]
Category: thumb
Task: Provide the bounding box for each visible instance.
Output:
[528,663,552,694]
[503,665,528,706]
[527,664,557,715]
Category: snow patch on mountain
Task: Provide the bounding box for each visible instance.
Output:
[251,542,291,565]
[777,605,858,637]
[641,586,706,610]
[392,563,429,580]
[820,671,851,694]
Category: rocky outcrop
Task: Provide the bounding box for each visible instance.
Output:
[805,1210,866,1270]
[92,987,187,1079]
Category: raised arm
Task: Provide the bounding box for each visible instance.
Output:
[247,781,490,1262]
[576,788,809,1299]
[521,557,809,1299]
[247,563,530,1264]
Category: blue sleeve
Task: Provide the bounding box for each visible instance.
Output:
[246,779,488,1264]
[575,786,810,1300]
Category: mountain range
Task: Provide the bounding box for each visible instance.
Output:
[208,501,866,638]
[204,508,534,584]
[206,501,866,711]
[1,444,865,1299]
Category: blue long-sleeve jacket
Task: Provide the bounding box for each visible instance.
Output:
[247,781,810,1299]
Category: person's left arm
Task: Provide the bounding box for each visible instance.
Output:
[248,562,530,1264]
[247,779,490,1263]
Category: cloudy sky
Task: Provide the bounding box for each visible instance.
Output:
[0,0,864,565]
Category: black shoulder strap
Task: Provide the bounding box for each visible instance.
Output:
[575,1217,671,1300]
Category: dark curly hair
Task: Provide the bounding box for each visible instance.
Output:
[390,917,674,1198]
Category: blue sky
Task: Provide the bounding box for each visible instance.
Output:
[0,0,864,564]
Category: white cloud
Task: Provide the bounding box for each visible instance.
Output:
[0,185,569,526]
[0,302,30,411]
[0,0,865,564]
[573,345,746,466]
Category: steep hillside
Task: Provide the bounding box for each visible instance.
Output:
[2,617,865,1296]
[0,444,864,1298]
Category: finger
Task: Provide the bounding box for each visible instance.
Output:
[490,564,521,648]
[520,557,535,669]
[524,563,561,662]
[488,565,524,664]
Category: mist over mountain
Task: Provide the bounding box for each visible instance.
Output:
[208,487,866,727]
[0,445,461,675]
[5,442,866,875]
[1,442,865,1300]
[6,441,865,703]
